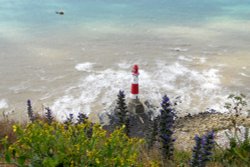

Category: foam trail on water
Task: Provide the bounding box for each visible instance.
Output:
[178,56,193,62]
[170,48,189,52]
[75,62,95,72]
[240,73,250,77]
[0,99,9,109]
[52,61,227,121]
[117,62,131,69]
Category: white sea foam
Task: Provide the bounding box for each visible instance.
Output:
[199,57,207,63]
[242,66,247,70]
[51,68,131,121]
[178,56,193,62]
[52,60,226,121]
[201,69,220,90]
[170,47,188,52]
[117,62,131,69]
[240,72,250,77]
[75,62,95,72]
[0,99,9,109]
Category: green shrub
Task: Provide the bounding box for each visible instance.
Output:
[2,121,143,167]
[216,127,250,167]
[215,94,250,166]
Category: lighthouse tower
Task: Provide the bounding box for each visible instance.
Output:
[128,65,144,113]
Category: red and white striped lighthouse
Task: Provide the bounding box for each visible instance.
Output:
[128,64,144,113]
[131,64,140,99]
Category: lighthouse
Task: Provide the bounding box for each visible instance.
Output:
[128,65,144,113]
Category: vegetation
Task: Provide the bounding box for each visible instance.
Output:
[115,90,130,136]
[190,131,215,167]
[159,95,176,160]
[1,120,142,166]
[145,116,158,150]
[27,99,35,123]
[214,94,250,167]
[0,93,249,166]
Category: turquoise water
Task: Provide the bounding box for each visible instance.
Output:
[1,0,250,35]
[0,0,249,120]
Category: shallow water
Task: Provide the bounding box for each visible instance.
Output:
[0,0,249,121]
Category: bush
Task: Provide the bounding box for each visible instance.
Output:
[2,121,143,167]
[216,127,250,166]
[216,94,250,166]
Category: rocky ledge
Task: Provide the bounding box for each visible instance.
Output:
[99,100,250,151]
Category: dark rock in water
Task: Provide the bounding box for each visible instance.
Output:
[101,100,157,138]
[56,11,64,15]
[102,107,152,138]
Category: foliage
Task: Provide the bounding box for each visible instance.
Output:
[216,127,250,166]
[2,121,143,167]
[173,150,191,167]
[224,94,249,127]
[27,99,35,122]
[190,131,215,167]
[191,135,203,167]
[64,113,74,130]
[76,112,88,124]
[145,116,159,150]
[201,131,215,163]
[45,107,53,125]
[115,90,130,136]
[159,95,176,160]
[215,94,250,166]
[64,113,74,124]
[0,120,16,151]
[1,93,250,166]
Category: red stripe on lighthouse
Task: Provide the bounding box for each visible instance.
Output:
[131,65,140,99]
[131,84,139,94]
[132,64,139,75]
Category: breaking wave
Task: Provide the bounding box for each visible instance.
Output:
[52,60,227,121]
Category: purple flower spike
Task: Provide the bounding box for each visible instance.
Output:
[159,95,176,160]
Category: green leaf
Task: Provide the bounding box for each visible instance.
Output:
[244,127,249,141]
[43,157,59,167]
[233,148,248,163]
[17,156,26,165]
[5,151,11,163]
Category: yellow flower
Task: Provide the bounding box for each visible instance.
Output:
[70,160,74,167]
[87,150,92,157]
[95,158,100,164]
[75,144,80,152]
[13,125,17,132]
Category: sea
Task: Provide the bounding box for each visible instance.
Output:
[0,0,249,121]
